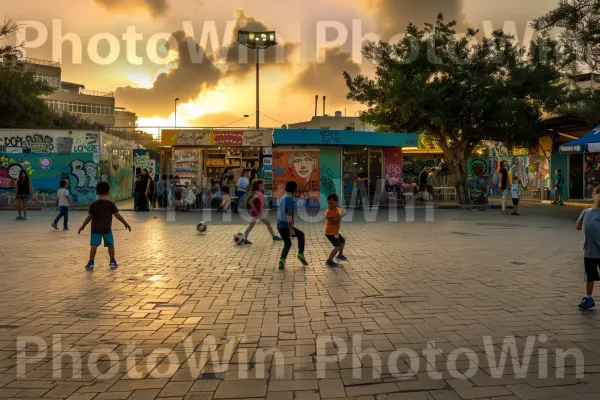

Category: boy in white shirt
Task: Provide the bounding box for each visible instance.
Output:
[510,176,520,216]
[51,179,74,231]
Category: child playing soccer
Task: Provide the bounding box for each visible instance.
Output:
[78,181,131,270]
[277,181,309,269]
[51,179,74,231]
[510,176,520,216]
[325,193,348,267]
[243,179,282,244]
[576,185,600,310]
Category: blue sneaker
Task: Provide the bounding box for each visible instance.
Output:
[16,215,23,220]
[578,297,596,310]
[85,261,95,271]
[273,236,282,241]
[337,254,348,261]
[51,223,59,230]
[109,259,118,269]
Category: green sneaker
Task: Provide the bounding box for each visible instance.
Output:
[279,258,286,270]
[297,253,309,266]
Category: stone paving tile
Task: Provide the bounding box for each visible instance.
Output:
[1,208,600,400]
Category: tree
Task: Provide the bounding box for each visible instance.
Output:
[344,14,565,204]
[534,0,600,126]
[0,60,55,128]
[51,111,106,130]
[0,16,22,59]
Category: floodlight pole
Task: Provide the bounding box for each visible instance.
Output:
[256,48,259,130]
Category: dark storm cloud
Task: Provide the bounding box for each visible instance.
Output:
[93,0,168,16]
[221,9,300,78]
[115,30,221,117]
[289,46,360,97]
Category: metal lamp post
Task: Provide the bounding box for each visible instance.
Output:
[237,31,277,129]
[174,98,179,128]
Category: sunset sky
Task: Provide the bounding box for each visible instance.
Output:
[3,0,557,130]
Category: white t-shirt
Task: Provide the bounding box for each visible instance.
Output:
[57,188,71,207]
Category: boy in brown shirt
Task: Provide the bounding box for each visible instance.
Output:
[79,182,131,270]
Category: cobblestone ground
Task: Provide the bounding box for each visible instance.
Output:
[1,206,599,400]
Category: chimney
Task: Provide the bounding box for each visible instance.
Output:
[315,95,318,117]
[323,96,326,116]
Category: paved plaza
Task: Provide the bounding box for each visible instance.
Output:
[1,205,600,400]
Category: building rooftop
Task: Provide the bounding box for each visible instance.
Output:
[21,57,60,68]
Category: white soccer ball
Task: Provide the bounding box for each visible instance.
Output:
[233,233,246,245]
[197,221,207,233]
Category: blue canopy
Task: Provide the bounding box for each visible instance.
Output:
[559,125,600,153]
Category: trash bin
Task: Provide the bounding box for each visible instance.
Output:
[543,188,550,200]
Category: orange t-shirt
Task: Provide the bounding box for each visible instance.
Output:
[325,208,342,235]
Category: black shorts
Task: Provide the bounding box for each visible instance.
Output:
[512,198,519,206]
[584,258,600,282]
[326,234,346,248]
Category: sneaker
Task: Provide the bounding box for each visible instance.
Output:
[579,297,595,310]
[297,253,309,266]
[278,258,286,270]
[63,228,69,231]
[514,212,520,216]
[337,254,348,261]
[22,217,27,220]
[109,259,118,269]
[243,239,253,245]
[326,259,340,267]
[51,222,59,230]
[272,236,282,241]
[85,261,95,271]
[511,212,517,215]
[15,215,23,220]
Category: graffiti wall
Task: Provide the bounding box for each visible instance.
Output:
[0,152,97,207]
[100,133,137,202]
[319,149,342,208]
[384,148,403,204]
[585,153,600,198]
[273,150,320,208]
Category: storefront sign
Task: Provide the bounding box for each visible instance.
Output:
[273,129,418,147]
[263,147,272,156]
[262,157,272,166]
[161,129,272,147]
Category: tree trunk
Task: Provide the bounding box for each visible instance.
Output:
[437,139,472,205]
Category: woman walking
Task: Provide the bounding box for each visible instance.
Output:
[135,169,151,212]
[16,170,34,220]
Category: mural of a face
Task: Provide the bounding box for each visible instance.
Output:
[289,152,316,180]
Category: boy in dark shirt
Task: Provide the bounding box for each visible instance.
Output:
[78,182,131,270]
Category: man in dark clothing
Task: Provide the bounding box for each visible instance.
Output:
[418,167,430,202]
[553,169,565,206]
[498,161,509,214]
[356,167,368,208]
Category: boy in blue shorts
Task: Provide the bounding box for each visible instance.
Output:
[78,181,131,270]
[576,185,600,310]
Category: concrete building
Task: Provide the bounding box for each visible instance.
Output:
[10,57,137,128]
[288,111,376,132]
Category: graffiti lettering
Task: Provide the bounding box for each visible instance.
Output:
[70,160,99,189]
[56,137,73,154]
[320,131,341,144]
[133,152,150,169]
[73,144,99,153]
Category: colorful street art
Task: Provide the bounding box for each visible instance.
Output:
[0,152,97,207]
[101,133,136,202]
[384,148,403,204]
[319,149,342,208]
[585,153,600,198]
[273,150,320,208]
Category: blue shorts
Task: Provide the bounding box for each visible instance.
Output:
[90,233,114,247]
[16,194,31,201]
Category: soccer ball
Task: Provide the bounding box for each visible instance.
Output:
[196,222,207,233]
[233,233,245,245]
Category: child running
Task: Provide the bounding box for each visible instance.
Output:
[78,181,131,270]
[576,185,600,310]
[243,179,282,244]
[51,179,74,231]
[325,193,348,267]
[277,181,309,269]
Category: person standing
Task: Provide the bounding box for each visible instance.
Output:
[157,174,168,208]
[325,193,348,267]
[576,186,600,310]
[510,176,520,216]
[426,167,436,202]
[135,169,151,212]
[51,179,74,231]
[498,161,509,215]
[15,170,34,220]
[553,169,565,206]
[234,169,250,213]
[277,181,309,270]
[356,167,368,208]
[418,167,430,203]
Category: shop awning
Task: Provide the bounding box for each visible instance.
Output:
[559,125,600,153]
[273,129,418,147]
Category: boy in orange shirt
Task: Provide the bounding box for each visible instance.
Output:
[325,193,348,267]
